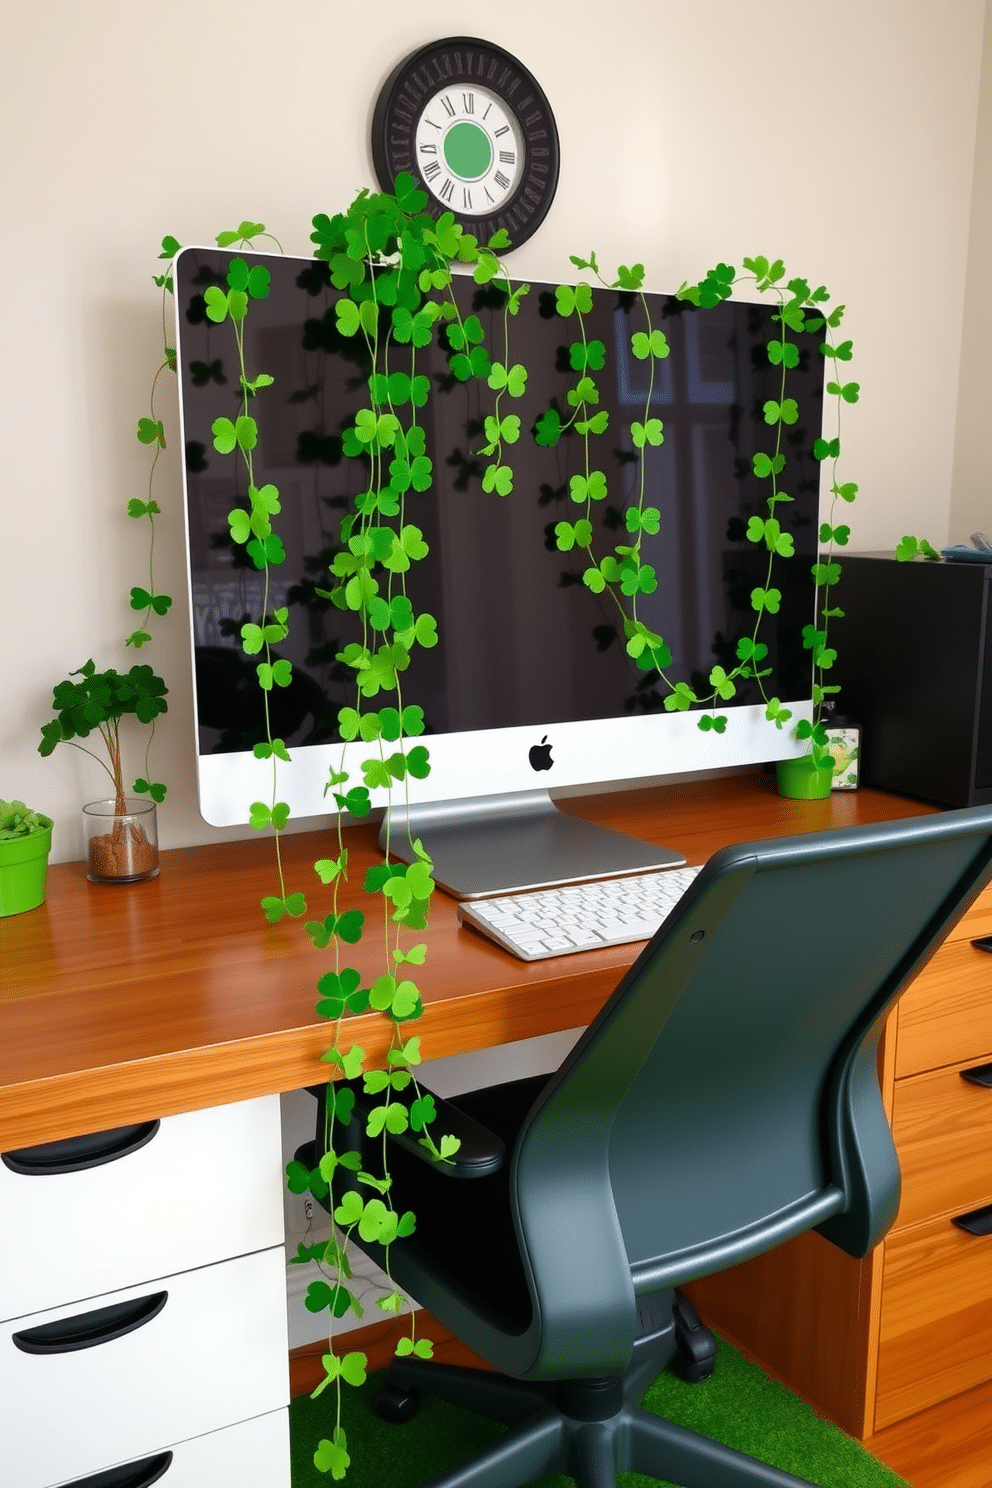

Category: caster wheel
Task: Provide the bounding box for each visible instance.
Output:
[671,1291,717,1383]
[674,1353,716,1384]
[373,1383,421,1424]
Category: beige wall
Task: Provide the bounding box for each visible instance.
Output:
[2,0,987,859]
[951,1,992,542]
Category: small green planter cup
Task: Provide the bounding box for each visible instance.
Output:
[0,816,54,916]
[776,754,835,801]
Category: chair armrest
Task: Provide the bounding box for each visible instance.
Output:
[347,1078,506,1179]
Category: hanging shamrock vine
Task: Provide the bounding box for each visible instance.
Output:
[530,251,870,766]
[678,256,852,754]
[710,256,862,761]
[129,236,178,655]
[95,232,192,809]
[195,178,519,1480]
[162,172,949,1486]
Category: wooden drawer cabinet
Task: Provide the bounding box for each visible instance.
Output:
[686,877,992,1438]
[874,1214,992,1428]
[894,939,992,1076]
[890,1058,992,1227]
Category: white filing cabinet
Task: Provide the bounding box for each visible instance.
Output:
[0,1096,291,1488]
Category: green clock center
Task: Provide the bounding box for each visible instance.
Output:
[443,121,493,181]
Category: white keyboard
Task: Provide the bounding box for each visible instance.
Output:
[457,865,703,962]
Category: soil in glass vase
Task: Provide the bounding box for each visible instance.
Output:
[82,797,159,883]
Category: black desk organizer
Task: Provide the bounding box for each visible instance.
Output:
[833,553,992,808]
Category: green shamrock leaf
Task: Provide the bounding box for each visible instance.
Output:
[664,681,697,713]
[813,437,841,462]
[827,380,860,404]
[614,262,645,291]
[753,451,786,479]
[136,417,166,448]
[750,586,782,614]
[709,665,736,701]
[482,463,514,496]
[228,508,251,544]
[765,698,793,728]
[336,299,361,336]
[313,1425,351,1479]
[631,419,664,450]
[534,408,562,447]
[340,1351,367,1388]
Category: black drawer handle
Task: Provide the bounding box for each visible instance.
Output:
[961,1063,992,1088]
[1,1120,160,1175]
[952,1204,992,1236]
[60,1451,173,1488]
[12,1290,168,1354]
[971,934,992,954]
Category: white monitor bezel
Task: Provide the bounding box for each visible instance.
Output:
[174,250,820,830]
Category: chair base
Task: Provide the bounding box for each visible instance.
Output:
[377,1301,818,1488]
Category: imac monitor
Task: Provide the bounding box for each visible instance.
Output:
[175,250,823,894]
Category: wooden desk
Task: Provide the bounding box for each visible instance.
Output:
[9,769,977,1484]
[0,772,932,1152]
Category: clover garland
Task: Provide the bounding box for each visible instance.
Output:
[129,239,177,654]
[531,251,874,764]
[153,184,948,1482]
[181,224,858,1482]
[679,257,857,755]
[81,233,191,810]
[186,179,522,1480]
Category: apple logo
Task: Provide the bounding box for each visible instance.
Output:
[529,735,554,772]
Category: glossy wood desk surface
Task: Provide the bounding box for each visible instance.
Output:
[0,773,932,1150]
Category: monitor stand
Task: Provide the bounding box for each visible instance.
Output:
[379,789,684,900]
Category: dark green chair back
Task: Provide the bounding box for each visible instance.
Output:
[468,809,992,1379]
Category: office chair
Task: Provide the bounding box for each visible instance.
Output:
[302,806,992,1488]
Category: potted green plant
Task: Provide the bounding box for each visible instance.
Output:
[0,798,54,917]
[38,659,168,883]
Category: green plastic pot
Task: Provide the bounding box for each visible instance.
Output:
[0,816,53,917]
[776,754,835,801]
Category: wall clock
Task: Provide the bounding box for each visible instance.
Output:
[371,37,560,251]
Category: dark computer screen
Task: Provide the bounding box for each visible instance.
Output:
[176,250,823,763]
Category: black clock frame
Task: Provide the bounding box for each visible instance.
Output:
[371,37,560,252]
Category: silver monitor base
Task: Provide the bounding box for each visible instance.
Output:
[378,790,684,900]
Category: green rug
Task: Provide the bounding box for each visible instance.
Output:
[289,1338,909,1487]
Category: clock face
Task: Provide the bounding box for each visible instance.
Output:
[414,84,524,217]
[372,38,560,251]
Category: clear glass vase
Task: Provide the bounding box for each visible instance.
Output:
[82,798,159,884]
